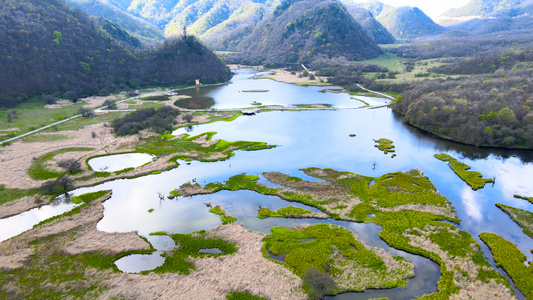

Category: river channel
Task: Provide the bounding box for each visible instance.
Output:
[2,69,533,299]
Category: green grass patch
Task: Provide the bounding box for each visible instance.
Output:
[496,203,533,238]
[209,207,236,224]
[0,101,85,134]
[149,231,168,236]
[135,132,275,162]
[148,208,154,213]
[142,231,236,275]
[0,185,39,206]
[435,153,493,190]
[28,148,93,180]
[263,224,411,293]
[241,90,269,93]
[374,138,395,154]
[49,112,127,132]
[226,291,267,300]
[480,233,533,299]
[514,194,533,204]
[257,206,314,219]
[94,171,111,177]
[70,190,110,204]
[34,204,89,228]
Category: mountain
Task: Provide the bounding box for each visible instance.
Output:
[232,0,382,65]
[66,0,164,45]
[340,0,395,44]
[376,6,446,39]
[73,0,281,50]
[0,0,231,107]
[436,0,533,35]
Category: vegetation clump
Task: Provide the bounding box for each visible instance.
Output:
[496,203,533,238]
[142,231,236,275]
[111,106,180,136]
[28,148,93,180]
[226,291,267,300]
[480,232,533,299]
[257,206,318,219]
[435,153,493,190]
[263,224,414,294]
[70,190,110,204]
[514,194,533,205]
[209,205,236,224]
[373,138,395,155]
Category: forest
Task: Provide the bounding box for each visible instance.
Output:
[0,0,231,108]
[392,69,533,148]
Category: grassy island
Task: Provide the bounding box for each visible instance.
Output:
[435,153,493,190]
[479,233,533,299]
[257,206,327,219]
[263,224,414,295]
[496,203,533,238]
[374,138,395,155]
[179,168,513,299]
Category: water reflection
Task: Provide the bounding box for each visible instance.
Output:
[2,69,533,299]
[88,153,154,173]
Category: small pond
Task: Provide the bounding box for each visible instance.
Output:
[87,153,154,173]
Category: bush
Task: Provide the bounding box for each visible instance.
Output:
[303,267,336,299]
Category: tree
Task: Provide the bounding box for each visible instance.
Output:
[79,107,94,118]
[303,267,336,299]
[6,110,18,123]
[103,99,117,110]
[42,95,56,104]
[58,159,81,174]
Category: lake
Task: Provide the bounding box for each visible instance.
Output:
[3,69,532,299]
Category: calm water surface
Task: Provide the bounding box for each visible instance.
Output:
[2,69,533,299]
[87,153,154,172]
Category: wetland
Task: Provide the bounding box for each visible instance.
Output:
[0,69,532,299]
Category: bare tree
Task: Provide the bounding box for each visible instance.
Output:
[103,99,117,109]
[79,107,94,118]
[58,159,81,174]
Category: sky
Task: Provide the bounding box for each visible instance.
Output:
[352,0,472,18]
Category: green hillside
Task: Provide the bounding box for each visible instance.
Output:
[340,1,395,44]
[233,0,382,65]
[377,6,446,39]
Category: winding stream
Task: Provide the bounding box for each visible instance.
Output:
[2,69,533,299]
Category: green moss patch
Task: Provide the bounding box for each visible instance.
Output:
[435,153,493,190]
[142,231,236,275]
[70,190,110,204]
[263,224,413,293]
[0,185,39,206]
[496,203,533,238]
[209,206,236,224]
[258,206,315,219]
[480,232,533,299]
[226,291,266,300]
[374,138,395,155]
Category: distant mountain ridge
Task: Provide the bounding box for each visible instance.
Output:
[340,0,396,44]
[374,5,446,39]
[231,0,382,64]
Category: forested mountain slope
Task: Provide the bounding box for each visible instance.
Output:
[0,0,230,107]
[340,0,395,44]
[376,6,446,39]
[233,0,382,65]
[66,0,164,44]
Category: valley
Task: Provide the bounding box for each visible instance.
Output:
[1,0,533,299]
